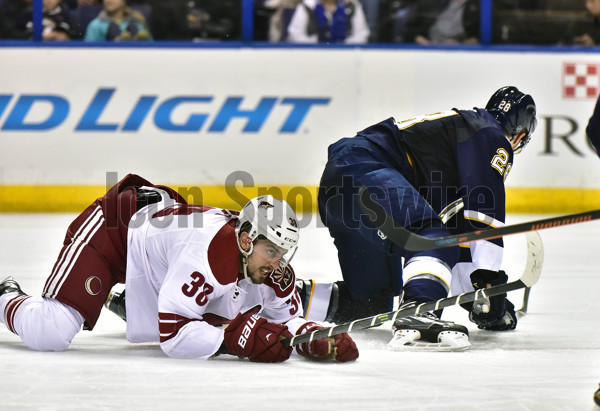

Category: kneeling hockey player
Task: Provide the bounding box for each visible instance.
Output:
[0,174,358,363]
[299,86,538,351]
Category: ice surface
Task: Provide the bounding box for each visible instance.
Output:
[0,213,599,410]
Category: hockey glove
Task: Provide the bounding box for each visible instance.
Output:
[224,312,293,363]
[468,269,517,331]
[295,322,359,362]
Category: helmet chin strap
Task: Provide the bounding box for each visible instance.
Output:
[240,242,254,284]
[510,132,526,154]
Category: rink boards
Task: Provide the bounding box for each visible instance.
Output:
[0,46,599,213]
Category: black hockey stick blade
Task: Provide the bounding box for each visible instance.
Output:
[283,231,543,348]
[358,185,600,251]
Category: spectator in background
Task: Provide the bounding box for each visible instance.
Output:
[287,0,370,44]
[358,0,381,42]
[183,0,241,41]
[404,0,479,45]
[42,0,77,40]
[573,0,600,46]
[0,0,77,40]
[84,0,151,41]
[79,0,242,41]
[262,0,301,42]
[0,0,34,39]
[374,0,419,43]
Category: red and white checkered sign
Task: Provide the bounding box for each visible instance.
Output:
[562,62,600,99]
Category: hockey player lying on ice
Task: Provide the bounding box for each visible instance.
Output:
[0,174,358,363]
[298,86,538,351]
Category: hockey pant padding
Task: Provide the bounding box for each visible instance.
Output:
[328,225,403,301]
[318,140,458,301]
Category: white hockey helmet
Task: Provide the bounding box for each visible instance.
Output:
[235,195,300,266]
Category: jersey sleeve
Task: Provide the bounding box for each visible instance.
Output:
[456,128,512,271]
[156,242,227,360]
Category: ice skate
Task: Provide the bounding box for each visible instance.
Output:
[389,311,470,352]
[104,290,126,321]
[0,276,25,297]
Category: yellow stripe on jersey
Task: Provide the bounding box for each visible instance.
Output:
[463,210,503,228]
[406,152,414,167]
[439,198,464,224]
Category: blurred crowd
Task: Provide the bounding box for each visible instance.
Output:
[0,0,597,46]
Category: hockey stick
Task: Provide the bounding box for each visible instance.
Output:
[358,186,600,251]
[283,231,543,348]
[516,286,532,318]
[514,233,539,317]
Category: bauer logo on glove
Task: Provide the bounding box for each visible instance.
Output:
[224,311,293,363]
[237,314,259,349]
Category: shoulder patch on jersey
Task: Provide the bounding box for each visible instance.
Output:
[208,219,241,286]
[265,265,296,298]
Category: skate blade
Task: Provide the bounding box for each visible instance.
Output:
[388,330,471,352]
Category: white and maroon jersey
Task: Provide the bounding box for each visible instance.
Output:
[125,200,307,360]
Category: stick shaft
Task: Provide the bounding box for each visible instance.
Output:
[283,279,528,348]
[359,186,599,251]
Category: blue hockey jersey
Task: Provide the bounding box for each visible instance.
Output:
[357,109,513,268]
